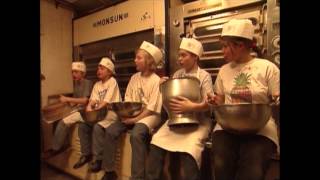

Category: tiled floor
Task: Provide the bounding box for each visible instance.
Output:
[41,162,79,180]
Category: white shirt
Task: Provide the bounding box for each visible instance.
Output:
[125,72,162,114]
[90,77,122,103]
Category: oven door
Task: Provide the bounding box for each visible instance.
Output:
[186,6,263,82]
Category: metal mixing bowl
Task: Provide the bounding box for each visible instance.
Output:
[109,102,143,119]
[213,104,272,134]
[85,108,106,123]
[161,77,201,126]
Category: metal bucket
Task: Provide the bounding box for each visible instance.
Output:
[161,77,201,126]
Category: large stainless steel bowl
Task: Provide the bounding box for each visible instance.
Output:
[213,104,272,134]
[161,77,201,126]
[109,102,143,119]
[85,108,107,123]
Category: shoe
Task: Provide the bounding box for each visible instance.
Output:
[73,155,92,169]
[101,171,117,180]
[41,148,66,159]
[89,160,102,172]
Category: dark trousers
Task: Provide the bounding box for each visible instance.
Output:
[92,123,106,160]
[211,130,276,180]
[52,120,70,151]
[146,144,200,180]
[103,121,150,180]
[78,122,94,156]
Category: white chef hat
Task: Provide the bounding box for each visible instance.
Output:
[221,19,254,40]
[139,41,163,65]
[99,57,115,74]
[72,61,86,72]
[179,38,203,57]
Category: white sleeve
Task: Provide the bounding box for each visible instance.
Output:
[124,76,134,102]
[201,73,214,101]
[213,71,224,95]
[146,79,162,113]
[89,83,99,101]
[266,63,280,96]
[103,79,119,103]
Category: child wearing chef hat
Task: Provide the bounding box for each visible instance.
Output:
[146,38,214,179]
[100,41,163,180]
[74,57,122,171]
[207,18,280,180]
[44,61,93,161]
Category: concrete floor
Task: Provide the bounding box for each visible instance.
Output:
[41,162,79,180]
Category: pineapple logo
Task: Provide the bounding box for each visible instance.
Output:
[231,72,252,103]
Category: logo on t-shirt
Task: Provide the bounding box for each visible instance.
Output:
[231,72,252,103]
[98,89,107,102]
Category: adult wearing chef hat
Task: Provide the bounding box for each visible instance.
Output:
[146,37,214,180]
[207,19,280,180]
[43,61,93,160]
[100,41,163,180]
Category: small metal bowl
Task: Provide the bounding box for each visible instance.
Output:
[109,102,143,119]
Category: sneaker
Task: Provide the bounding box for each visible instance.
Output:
[73,155,92,169]
[101,171,117,180]
[89,160,102,172]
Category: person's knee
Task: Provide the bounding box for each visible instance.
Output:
[93,124,104,135]
[55,120,67,132]
[78,122,90,130]
[105,125,121,140]
[212,154,227,171]
[181,154,200,180]
[130,123,148,141]
[236,166,264,180]
[58,120,67,126]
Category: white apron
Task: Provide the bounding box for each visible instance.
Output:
[62,111,84,125]
[97,110,119,128]
[151,67,213,168]
[137,114,162,133]
[151,119,211,168]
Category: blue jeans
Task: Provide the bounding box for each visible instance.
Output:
[103,121,150,180]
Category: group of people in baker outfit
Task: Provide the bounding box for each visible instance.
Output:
[43,18,280,180]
